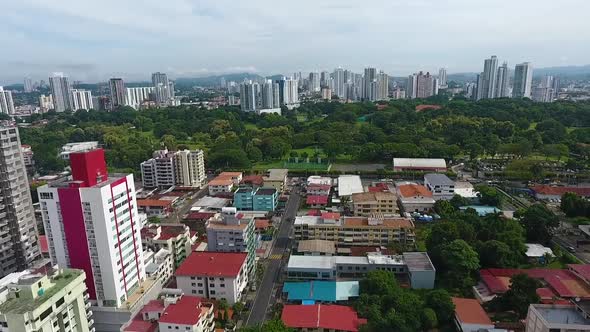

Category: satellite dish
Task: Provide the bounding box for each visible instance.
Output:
[576,297,581,302]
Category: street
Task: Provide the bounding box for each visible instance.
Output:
[245,187,301,326]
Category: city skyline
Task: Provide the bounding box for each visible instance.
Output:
[1,0,590,83]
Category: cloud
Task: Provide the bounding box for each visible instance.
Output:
[1,0,590,83]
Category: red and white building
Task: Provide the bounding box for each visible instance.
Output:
[175,252,248,304]
[37,149,146,307]
[282,304,367,332]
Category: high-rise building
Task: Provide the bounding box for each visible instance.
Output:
[39,94,54,110]
[0,87,15,115]
[321,88,332,100]
[152,72,173,105]
[408,71,436,99]
[513,62,533,99]
[37,148,145,307]
[363,67,378,100]
[109,78,126,109]
[320,71,330,87]
[239,81,258,112]
[141,149,206,189]
[377,71,389,100]
[308,72,320,92]
[475,73,485,100]
[71,89,94,110]
[333,68,345,98]
[0,124,42,277]
[49,73,73,112]
[438,68,447,88]
[272,82,280,108]
[126,87,155,109]
[23,78,33,93]
[0,268,93,332]
[261,80,275,109]
[495,62,510,98]
[481,56,499,99]
[407,74,418,99]
[278,78,298,105]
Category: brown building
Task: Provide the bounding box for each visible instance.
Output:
[352,192,399,217]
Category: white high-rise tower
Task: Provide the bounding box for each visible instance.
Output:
[513,62,533,99]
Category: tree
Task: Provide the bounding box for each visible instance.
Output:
[160,134,178,150]
[561,192,590,217]
[475,185,501,206]
[478,240,517,268]
[424,289,455,324]
[434,200,455,217]
[359,270,398,296]
[450,194,470,209]
[421,308,438,329]
[493,274,541,318]
[441,240,480,289]
[233,302,246,317]
[519,204,559,244]
[238,319,293,332]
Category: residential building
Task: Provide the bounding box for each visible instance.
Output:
[296,239,336,256]
[495,62,510,98]
[294,215,415,247]
[206,208,256,276]
[438,68,447,88]
[286,251,435,289]
[126,87,154,109]
[20,144,34,167]
[532,86,555,103]
[175,252,248,304]
[407,71,436,99]
[321,87,332,100]
[308,72,320,92]
[0,268,92,332]
[141,224,193,268]
[424,173,455,200]
[451,297,496,332]
[239,81,258,112]
[481,56,499,99]
[530,185,590,201]
[152,72,172,102]
[262,168,288,192]
[141,149,175,188]
[454,181,478,198]
[137,199,174,218]
[513,62,533,99]
[207,172,242,196]
[49,73,72,112]
[525,304,590,332]
[261,80,274,109]
[282,304,367,332]
[143,248,174,286]
[337,175,363,197]
[233,187,278,211]
[39,94,54,110]
[306,195,329,208]
[37,148,146,308]
[283,280,359,303]
[141,149,205,189]
[23,78,33,93]
[71,89,93,110]
[0,124,42,277]
[122,295,215,332]
[392,87,406,99]
[396,183,435,212]
[475,72,485,100]
[0,87,15,115]
[333,68,345,98]
[173,149,206,188]
[393,158,447,172]
[352,192,399,216]
[278,77,299,106]
[109,78,126,109]
[306,184,331,196]
[59,141,99,160]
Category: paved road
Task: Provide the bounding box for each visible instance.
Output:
[162,185,209,224]
[245,187,301,326]
[553,236,590,264]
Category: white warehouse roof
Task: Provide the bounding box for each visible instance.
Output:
[393,158,447,169]
[337,175,363,197]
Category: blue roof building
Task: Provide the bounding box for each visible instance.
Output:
[459,205,501,216]
[282,281,360,303]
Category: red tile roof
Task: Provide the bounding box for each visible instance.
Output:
[39,235,49,253]
[397,184,433,198]
[175,252,247,277]
[158,225,188,240]
[531,185,590,197]
[282,304,367,332]
[137,199,173,208]
[307,209,321,216]
[255,219,270,230]
[451,297,493,326]
[159,296,211,326]
[124,300,164,332]
[241,175,264,186]
[185,212,216,220]
[415,104,442,112]
[569,264,590,281]
[307,195,329,205]
[321,212,340,220]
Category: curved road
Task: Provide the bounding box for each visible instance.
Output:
[245,187,301,326]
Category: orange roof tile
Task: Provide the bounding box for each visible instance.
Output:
[397,184,433,198]
[451,297,493,326]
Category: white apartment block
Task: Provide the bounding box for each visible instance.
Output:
[37,149,145,308]
[125,87,154,110]
[424,173,455,201]
[0,87,15,115]
[58,142,99,161]
[143,248,174,286]
[71,89,93,111]
[175,252,248,305]
[141,149,206,189]
[0,268,93,332]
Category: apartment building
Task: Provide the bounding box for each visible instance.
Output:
[351,192,399,217]
[37,149,146,308]
[207,172,243,196]
[58,142,99,161]
[123,295,215,332]
[396,183,435,213]
[294,215,415,247]
[233,187,278,211]
[206,208,256,276]
[286,251,435,289]
[143,248,174,286]
[525,304,590,332]
[0,124,42,278]
[141,149,206,189]
[175,252,248,304]
[20,145,34,168]
[141,224,193,268]
[262,169,288,192]
[0,268,93,332]
[424,173,455,200]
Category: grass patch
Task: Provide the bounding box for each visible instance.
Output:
[244,123,258,130]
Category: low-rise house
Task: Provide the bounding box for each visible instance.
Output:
[531,185,590,201]
[526,243,554,264]
[142,224,194,268]
[352,191,399,216]
[393,158,447,172]
[306,184,331,196]
[122,295,215,332]
[306,195,329,208]
[283,281,360,303]
[282,304,367,332]
[286,252,436,289]
[424,173,455,200]
[144,248,174,286]
[263,169,288,192]
[451,297,496,332]
[240,175,264,188]
[307,176,332,186]
[233,187,279,211]
[454,181,478,198]
[207,172,242,196]
[137,199,174,218]
[396,183,435,212]
[175,252,248,304]
[525,304,590,332]
[297,239,337,256]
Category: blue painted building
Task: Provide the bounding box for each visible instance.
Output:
[233,187,278,211]
[233,187,254,210]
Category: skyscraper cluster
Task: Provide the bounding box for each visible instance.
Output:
[474,55,533,100]
[532,75,560,103]
[239,77,296,113]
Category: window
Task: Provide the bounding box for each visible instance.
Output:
[191,283,196,286]
[198,283,203,287]
[220,284,225,287]
[210,290,216,295]
[192,290,196,294]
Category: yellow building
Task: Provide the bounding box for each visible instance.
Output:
[352,192,399,216]
[0,268,92,332]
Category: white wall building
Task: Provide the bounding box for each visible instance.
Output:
[513,62,533,99]
[59,141,99,160]
[424,173,455,200]
[525,304,590,332]
[71,89,94,111]
[175,252,248,304]
[144,248,174,286]
[141,149,206,189]
[0,87,15,115]
[49,73,73,112]
[37,149,146,308]
[126,87,154,109]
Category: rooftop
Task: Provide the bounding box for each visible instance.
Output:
[283,281,359,302]
[175,252,247,277]
[295,215,341,227]
[137,199,173,208]
[264,169,288,181]
[306,195,329,205]
[282,304,367,332]
[193,196,230,209]
[402,252,436,272]
[452,297,493,326]
[39,235,49,253]
[343,217,414,229]
[307,184,332,191]
[531,185,590,196]
[424,173,454,186]
[397,184,433,198]
[297,240,336,254]
[337,175,364,197]
[351,191,396,203]
[307,176,332,186]
[255,187,277,196]
[532,304,590,326]
[393,158,446,169]
[241,175,264,186]
[459,205,501,216]
[159,296,212,325]
[526,243,554,258]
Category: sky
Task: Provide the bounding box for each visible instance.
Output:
[1,0,590,84]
